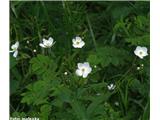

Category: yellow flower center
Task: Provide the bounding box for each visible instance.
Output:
[82,68,85,72]
[139,51,143,55]
[76,41,80,45]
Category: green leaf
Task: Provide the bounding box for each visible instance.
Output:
[87,46,129,67]
[51,85,72,103]
[11,67,22,81]
[87,93,111,118]
[70,100,88,120]
[125,34,149,46]
[87,54,101,65]
[10,80,19,94]
[11,112,26,118]
[30,54,57,76]
[10,56,17,69]
[142,102,149,120]
[40,104,52,120]
[21,80,50,105]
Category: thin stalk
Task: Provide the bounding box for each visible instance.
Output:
[40,1,55,33]
[86,14,97,51]
[35,17,44,55]
[117,57,137,86]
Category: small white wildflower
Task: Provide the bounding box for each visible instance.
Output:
[33,49,37,53]
[141,64,144,67]
[134,46,148,59]
[107,83,116,90]
[72,36,85,48]
[115,102,119,106]
[26,41,30,44]
[10,41,19,58]
[94,65,97,68]
[137,67,140,70]
[76,62,92,78]
[39,37,56,48]
[64,72,68,75]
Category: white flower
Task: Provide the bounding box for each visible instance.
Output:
[72,36,85,48]
[115,102,119,106]
[26,41,30,44]
[94,65,97,68]
[134,46,148,59]
[39,37,56,48]
[137,67,140,70]
[64,72,68,75]
[33,49,37,53]
[107,83,116,90]
[76,62,92,78]
[10,41,19,58]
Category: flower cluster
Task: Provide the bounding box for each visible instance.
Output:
[10,36,91,78]
[10,36,148,81]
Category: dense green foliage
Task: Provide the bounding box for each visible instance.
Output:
[10,1,149,120]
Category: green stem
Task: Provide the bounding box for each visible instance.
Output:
[41,1,55,33]
[117,57,137,86]
[86,14,97,51]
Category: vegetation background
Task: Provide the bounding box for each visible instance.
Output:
[10,1,150,120]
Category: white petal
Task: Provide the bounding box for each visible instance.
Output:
[39,43,46,48]
[144,52,148,57]
[53,41,56,45]
[142,47,148,57]
[11,44,16,50]
[42,38,47,43]
[134,50,138,56]
[108,84,116,90]
[86,67,92,74]
[83,62,89,67]
[76,36,82,42]
[139,55,144,59]
[13,50,18,58]
[82,72,88,78]
[78,63,83,69]
[43,41,49,47]
[73,43,80,48]
[141,47,147,52]
[72,38,76,44]
[11,44,18,51]
[78,41,85,48]
[134,49,142,58]
[76,69,83,76]
[48,37,53,44]
[108,86,111,90]
[134,49,139,56]
[72,41,85,48]
[15,41,19,48]
[136,46,142,51]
